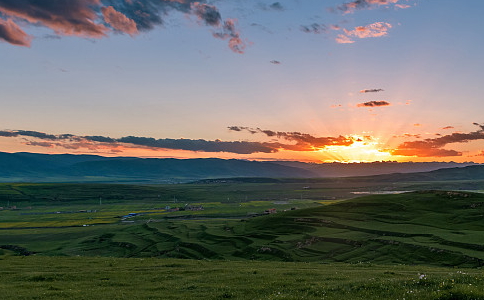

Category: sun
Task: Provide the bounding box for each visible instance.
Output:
[320,135,393,163]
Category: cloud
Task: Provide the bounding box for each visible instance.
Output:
[0,129,276,154]
[0,0,245,53]
[337,22,392,44]
[101,6,138,36]
[332,0,400,14]
[270,60,281,64]
[357,100,391,107]
[190,2,221,26]
[0,18,31,46]
[259,2,284,11]
[442,126,454,130]
[0,0,108,38]
[335,34,355,44]
[300,23,326,34]
[391,123,484,157]
[213,19,246,54]
[360,89,384,93]
[227,126,356,151]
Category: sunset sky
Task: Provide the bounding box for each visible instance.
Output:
[1,0,484,163]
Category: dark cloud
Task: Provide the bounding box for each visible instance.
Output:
[190,2,221,26]
[391,123,484,157]
[300,23,328,34]
[259,2,284,11]
[0,0,246,53]
[0,129,275,154]
[357,100,391,107]
[117,136,275,154]
[360,88,384,93]
[269,2,284,11]
[442,126,454,130]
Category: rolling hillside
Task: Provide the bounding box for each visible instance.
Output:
[3,190,484,267]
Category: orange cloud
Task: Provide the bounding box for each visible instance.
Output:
[392,123,484,157]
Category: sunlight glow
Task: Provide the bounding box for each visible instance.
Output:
[320,135,393,163]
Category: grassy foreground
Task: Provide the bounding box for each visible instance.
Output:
[1,255,483,300]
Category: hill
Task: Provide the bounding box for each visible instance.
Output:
[2,189,484,268]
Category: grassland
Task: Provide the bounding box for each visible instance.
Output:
[1,255,484,300]
[1,182,483,267]
[1,182,484,299]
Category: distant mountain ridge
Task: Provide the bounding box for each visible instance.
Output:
[0,151,480,183]
[0,152,316,182]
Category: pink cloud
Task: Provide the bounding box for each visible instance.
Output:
[102,6,138,37]
[344,22,392,38]
[213,19,246,54]
[335,34,355,44]
[0,0,108,38]
[0,18,31,46]
[336,22,392,44]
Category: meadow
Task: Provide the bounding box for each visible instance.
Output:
[1,255,484,300]
[1,181,484,299]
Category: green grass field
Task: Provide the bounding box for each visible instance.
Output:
[1,183,484,299]
[1,255,484,300]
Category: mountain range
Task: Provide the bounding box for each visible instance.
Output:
[0,151,481,183]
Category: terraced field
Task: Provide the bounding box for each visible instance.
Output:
[2,188,483,268]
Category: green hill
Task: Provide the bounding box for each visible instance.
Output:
[3,190,484,268]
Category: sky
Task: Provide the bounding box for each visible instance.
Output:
[1,0,484,163]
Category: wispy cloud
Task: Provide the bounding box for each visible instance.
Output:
[258,2,285,12]
[360,89,384,93]
[213,19,246,54]
[337,22,392,43]
[391,123,484,157]
[0,0,245,53]
[357,100,391,107]
[331,0,403,14]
